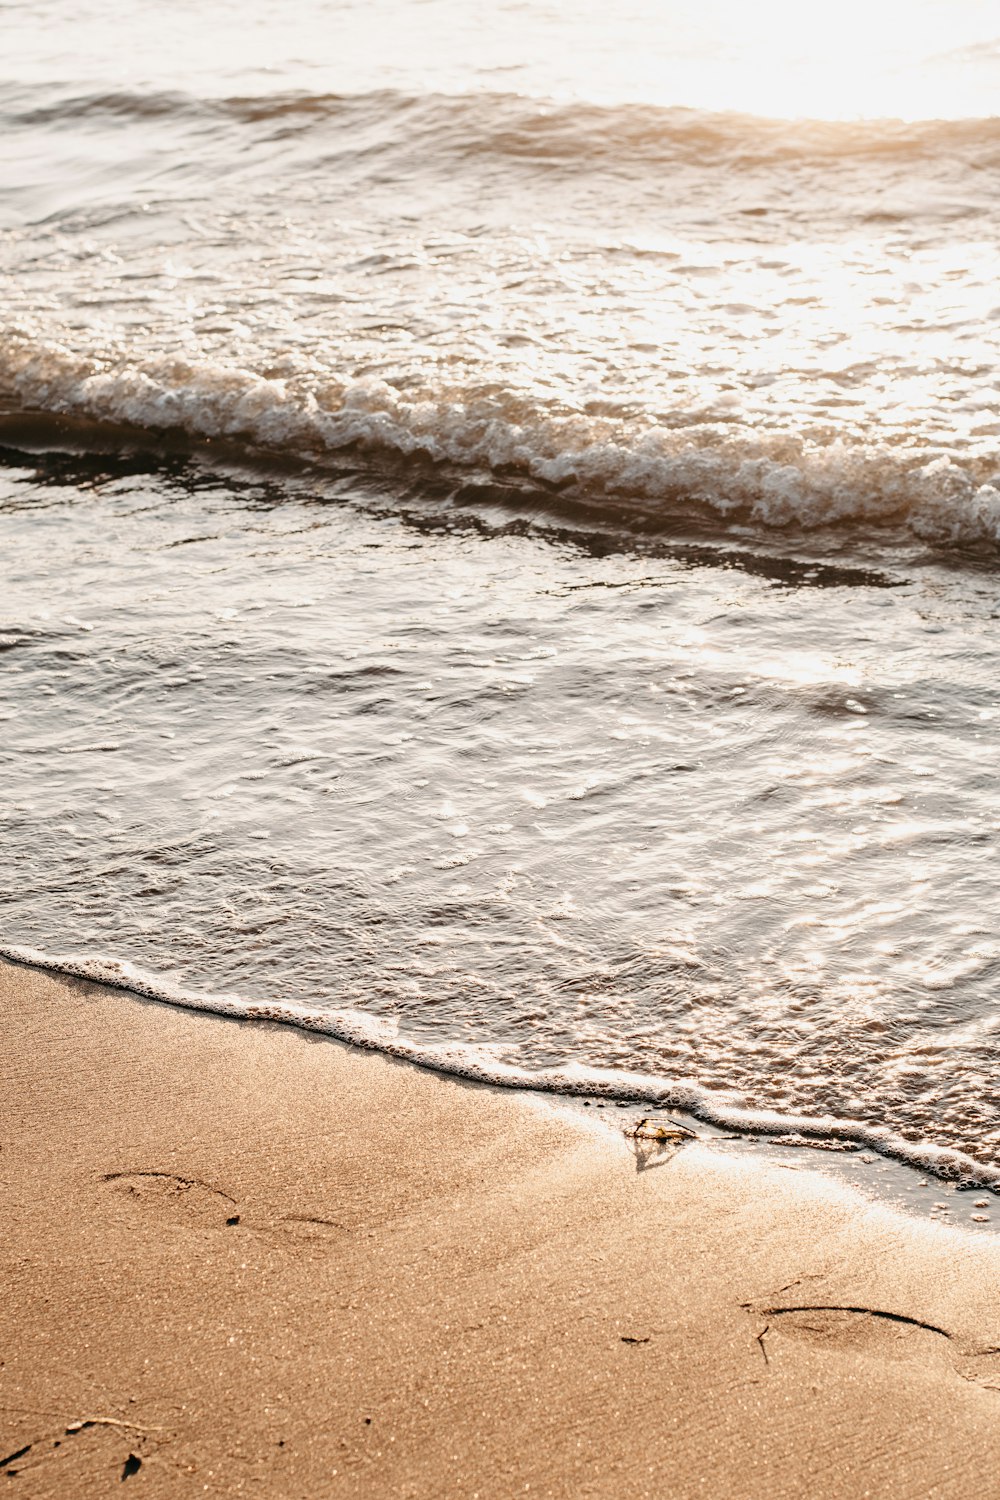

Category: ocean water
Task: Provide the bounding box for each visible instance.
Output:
[4,0,1000,1186]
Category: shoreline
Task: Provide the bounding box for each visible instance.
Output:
[5,956,1000,1496]
[4,941,999,1196]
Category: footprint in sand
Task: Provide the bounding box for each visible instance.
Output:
[275,1215,342,1239]
[745,1300,1000,1390]
[253,1214,346,1251]
[100,1171,343,1245]
[100,1171,240,1228]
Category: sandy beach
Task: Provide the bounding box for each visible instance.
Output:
[3,957,1000,1497]
[7,0,1000,1492]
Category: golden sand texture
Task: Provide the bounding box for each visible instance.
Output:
[3,957,1000,1498]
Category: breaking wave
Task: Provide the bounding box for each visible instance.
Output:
[4,332,1000,546]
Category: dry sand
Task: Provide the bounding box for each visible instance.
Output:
[4,956,1000,1498]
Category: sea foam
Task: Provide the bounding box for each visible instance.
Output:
[4,939,1000,1190]
[5,332,1000,547]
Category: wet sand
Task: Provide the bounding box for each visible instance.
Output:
[4,956,1000,1498]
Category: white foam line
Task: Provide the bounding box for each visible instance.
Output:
[3,938,998,1190]
[5,333,1000,545]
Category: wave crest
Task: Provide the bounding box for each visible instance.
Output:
[4,332,1000,547]
[7,84,1000,169]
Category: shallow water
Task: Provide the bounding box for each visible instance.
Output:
[4,0,1000,1183]
[3,445,1000,1182]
